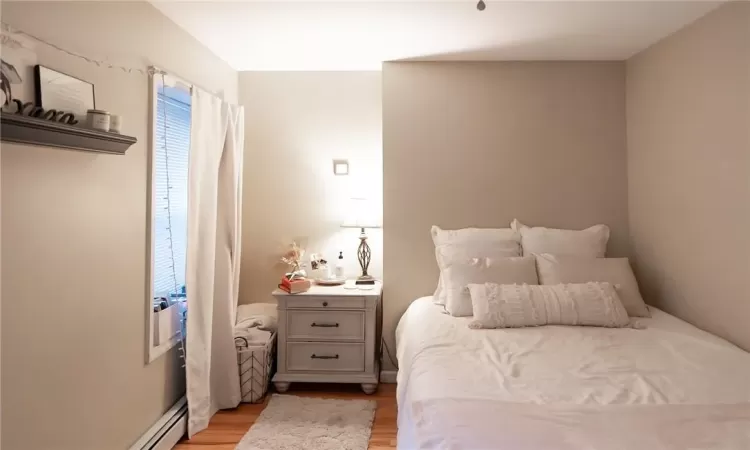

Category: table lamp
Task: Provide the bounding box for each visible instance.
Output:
[341,197,381,285]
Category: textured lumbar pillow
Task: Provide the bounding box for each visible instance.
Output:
[431,225,521,306]
[535,253,650,317]
[468,282,631,329]
[511,219,610,257]
[437,250,538,317]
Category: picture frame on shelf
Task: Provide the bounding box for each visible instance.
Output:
[34,65,95,121]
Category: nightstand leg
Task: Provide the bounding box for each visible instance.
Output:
[361,383,377,395]
[274,382,290,393]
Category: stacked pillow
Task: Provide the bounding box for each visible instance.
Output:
[437,250,537,317]
[430,220,649,328]
[468,282,631,329]
[431,225,521,307]
[510,219,610,257]
[535,253,649,318]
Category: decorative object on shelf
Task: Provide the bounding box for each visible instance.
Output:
[11,99,42,117]
[110,114,122,133]
[0,112,136,154]
[0,25,37,109]
[341,198,382,285]
[86,109,110,131]
[10,99,77,124]
[34,65,95,121]
[0,59,21,106]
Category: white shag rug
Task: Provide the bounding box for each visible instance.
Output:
[236,394,377,450]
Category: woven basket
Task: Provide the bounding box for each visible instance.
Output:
[235,332,276,403]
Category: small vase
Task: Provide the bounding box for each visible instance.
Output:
[285,269,307,280]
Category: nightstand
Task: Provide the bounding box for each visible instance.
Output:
[272,282,382,394]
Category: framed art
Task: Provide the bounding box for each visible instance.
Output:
[34,65,95,119]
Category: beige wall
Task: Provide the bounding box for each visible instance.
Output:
[383,61,628,368]
[627,2,750,351]
[238,72,382,305]
[0,2,237,449]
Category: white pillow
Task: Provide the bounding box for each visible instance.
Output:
[468,282,631,329]
[511,219,609,257]
[535,253,651,317]
[431,225,521,305]
[436,250,537,317]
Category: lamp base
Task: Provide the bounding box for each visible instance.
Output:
[355,228,375,285]
[355,275,376,285]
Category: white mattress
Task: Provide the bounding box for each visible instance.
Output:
[396,297,750,449]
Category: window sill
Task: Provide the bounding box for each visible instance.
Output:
[148,334,182,363]
[148,301,186,364]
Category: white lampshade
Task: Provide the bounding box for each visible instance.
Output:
[341,197,382,229]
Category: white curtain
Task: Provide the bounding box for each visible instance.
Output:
[186,88,245,437]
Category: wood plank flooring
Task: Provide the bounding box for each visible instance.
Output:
[174,383,397,450]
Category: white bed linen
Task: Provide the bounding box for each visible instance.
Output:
[396,297,750,449]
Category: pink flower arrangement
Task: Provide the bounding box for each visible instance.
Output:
[280,242,305,273]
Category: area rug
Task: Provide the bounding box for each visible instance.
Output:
[235,394,377,450]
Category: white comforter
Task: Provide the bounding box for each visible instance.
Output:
[396,297,750,450]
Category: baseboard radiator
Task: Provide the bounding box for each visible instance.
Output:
[129,397,187,450]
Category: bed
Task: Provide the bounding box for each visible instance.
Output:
[396,296,750,449]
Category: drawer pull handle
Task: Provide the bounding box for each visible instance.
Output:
[311,322,339,328]
[322,301,329,307]
[311,354,339,360]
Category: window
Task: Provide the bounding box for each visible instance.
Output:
[148,74,191,361]
[153,81,190,298]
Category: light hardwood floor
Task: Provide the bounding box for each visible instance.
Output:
[175,383,397,450]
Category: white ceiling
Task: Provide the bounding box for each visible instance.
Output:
[153,1,720,71]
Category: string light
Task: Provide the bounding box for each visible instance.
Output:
[1,21,157,76]
[159,72,188,367]
[0,21,226,97]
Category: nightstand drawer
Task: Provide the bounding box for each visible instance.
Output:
[287,342,365,372]
[285,296,365,310]
[287,310,365,341]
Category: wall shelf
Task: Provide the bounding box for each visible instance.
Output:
[0,112,137,155]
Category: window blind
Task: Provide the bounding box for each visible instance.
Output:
[153,84,191,298]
